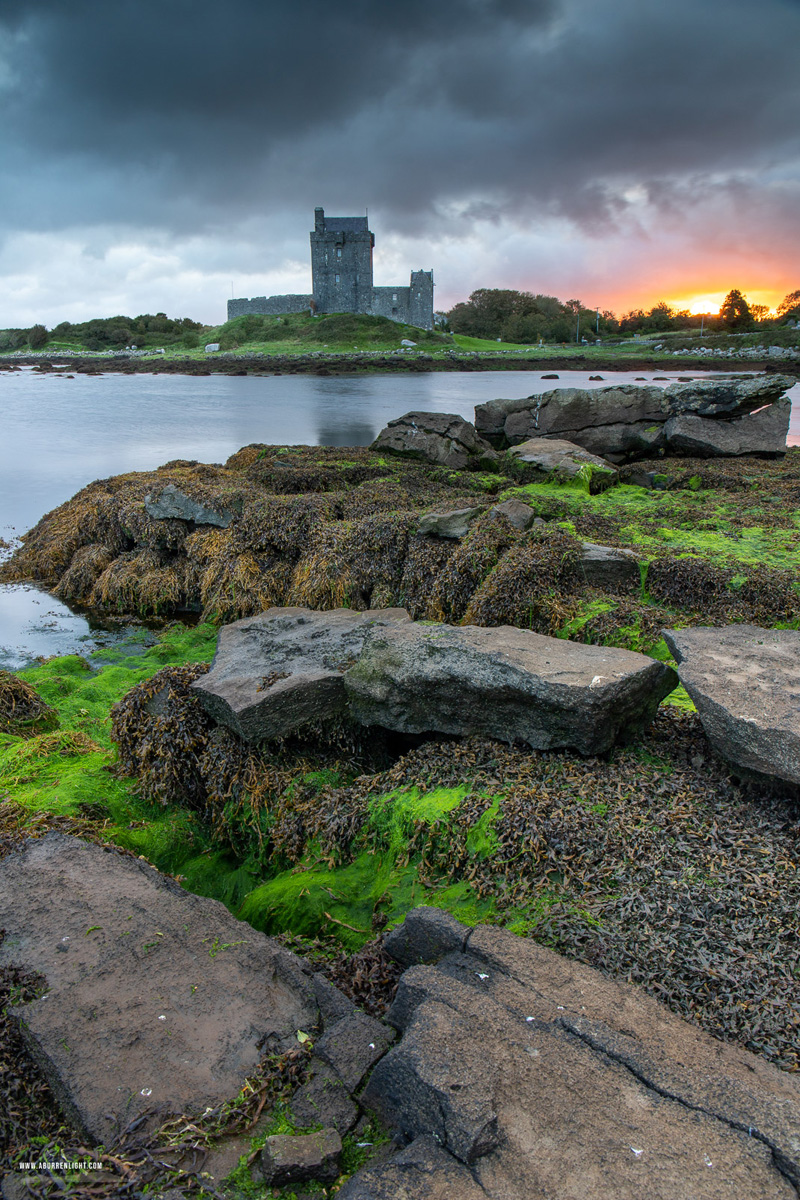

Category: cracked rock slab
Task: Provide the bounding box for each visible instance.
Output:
[192,606,410,743]
[345,621,676,754]
[0,834,319,1145]
[663,624,800,789]
[663,398,791,457]
[354,908,800,1200]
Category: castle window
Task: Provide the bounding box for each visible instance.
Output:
[335,273,340,283]
[392,293,397,302]
[336,248,342,259]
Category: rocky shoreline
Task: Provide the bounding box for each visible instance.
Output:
[1,351,797,376]
[1,374,798,1197]
[2,841,799,1199]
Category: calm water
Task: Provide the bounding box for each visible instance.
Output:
[2,367,798,668]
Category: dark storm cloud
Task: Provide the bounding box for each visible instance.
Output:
[0,0,798,242]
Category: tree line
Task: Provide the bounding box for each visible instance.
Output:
[0,313,204,353]
[445,288,800,343]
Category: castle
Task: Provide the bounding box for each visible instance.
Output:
[227,208,434,330]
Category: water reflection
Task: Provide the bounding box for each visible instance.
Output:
[0,585,97,670]
[315,422,376,446]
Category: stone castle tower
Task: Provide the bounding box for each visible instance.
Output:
[228,208,434,329]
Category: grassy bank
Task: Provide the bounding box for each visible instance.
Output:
[2,309,797,371]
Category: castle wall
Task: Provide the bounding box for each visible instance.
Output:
[310,208,374,315]
[370,286,412,324]
[227,294,312,320]
[228,210,434,330]
[408,271,435,331]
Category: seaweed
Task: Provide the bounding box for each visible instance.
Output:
[0,672,58,736]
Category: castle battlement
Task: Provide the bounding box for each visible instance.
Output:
[228,208,434,329]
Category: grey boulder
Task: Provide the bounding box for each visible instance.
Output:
[476,385,669,444]
[355,908,800,1199]
[258,1129,342,1187]
[474,374,795,462]
[663,624,800,789]
[488,498,538,530]
[338,1135,485,1200]
[665,373,796,418]
[192,606,410,743]
[417,506,485,539]
[663,398,791,457]
[371,411,499,470]
[549,419,665,462]
[345,621,676,754]
[144,482,233,527]
[505,437,618,491]
[579,542,640,589]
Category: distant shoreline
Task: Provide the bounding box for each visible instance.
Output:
[1,352,795,377]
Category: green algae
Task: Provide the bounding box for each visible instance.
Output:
[503,480,800,574]
[237,785,498,951]
[1,623,219,871]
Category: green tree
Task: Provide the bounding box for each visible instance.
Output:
[719,289,753,330]
[777,290,800,319]
[28,324,48,349]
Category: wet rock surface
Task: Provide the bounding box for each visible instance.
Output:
[355,908,800,1200]
[192,606,410,743]
[475,373,795,461]
[339,1134,486,1199]
[663,624,800,789]
[371,411,499,470]
[345,620,676,754]
[0,834,319,1144]
[144,482,233,526]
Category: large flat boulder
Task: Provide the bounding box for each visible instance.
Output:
[371,411,498,470]
[193,606,410,743]
[353,907,800,1200]
[545,419,665,462]
[664,373,796,419]
[344,622,676,754]
[474,374,795,462]
[503,385,669,441]
[505,437,618,492]
[663,398,791,457]
[662,625,800,789]
[0,834,319,1144]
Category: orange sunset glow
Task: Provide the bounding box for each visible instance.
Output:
[665,290,783,317]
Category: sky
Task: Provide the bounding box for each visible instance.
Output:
[0,0,798,328]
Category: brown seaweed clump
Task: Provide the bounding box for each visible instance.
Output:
[110,663,213,809]
[0,673,58,736]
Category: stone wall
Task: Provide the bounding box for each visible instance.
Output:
[371,286,412,323]
[227,294,313,320]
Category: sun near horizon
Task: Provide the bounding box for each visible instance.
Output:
[663,288,784,317]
